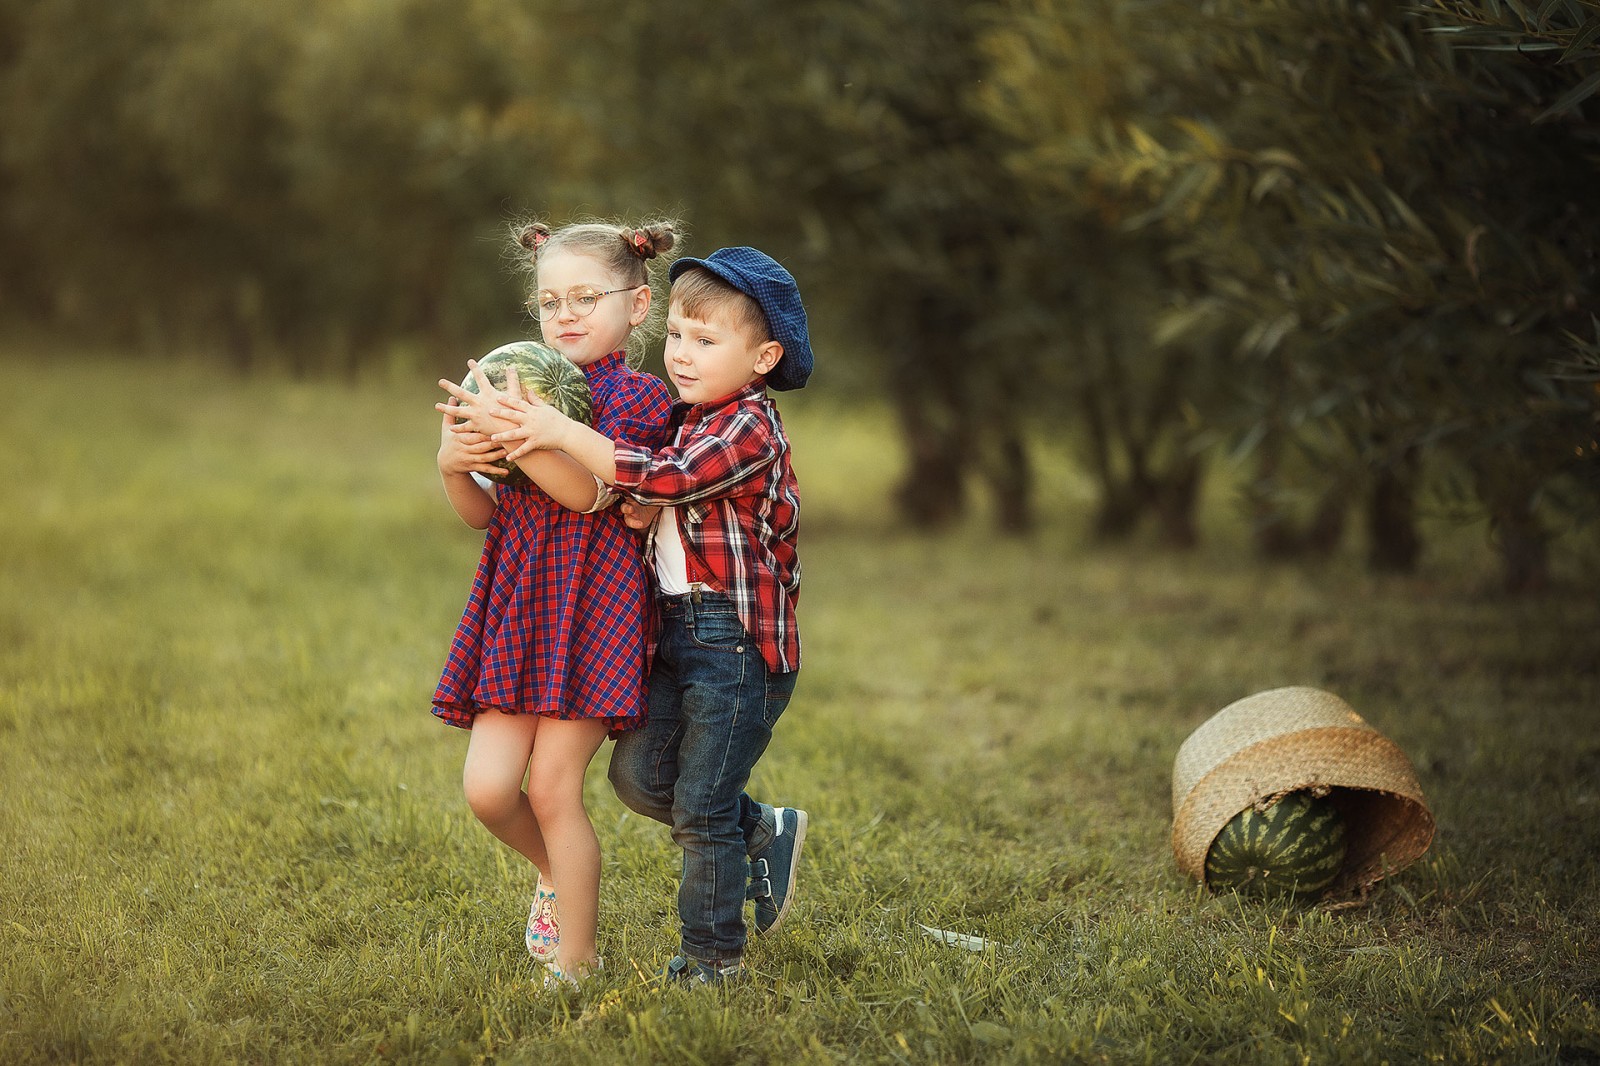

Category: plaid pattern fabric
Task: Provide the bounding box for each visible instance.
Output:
[433,352,673,731]
[613,384,801,673]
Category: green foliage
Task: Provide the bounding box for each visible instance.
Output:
[986,0,1599,580]
[592,1,1050,527]
[1,0,1597,576]
[979,0,1228,545]
[1421,0,1600,118]
[0,0,592,363]
[2,353,1599,1063]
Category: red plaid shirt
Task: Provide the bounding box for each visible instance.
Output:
[613,384,801,673]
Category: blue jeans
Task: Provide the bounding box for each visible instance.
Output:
[608,591,797,965]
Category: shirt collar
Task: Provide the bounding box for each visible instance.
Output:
[677,381,769,422]
[582,350,628,382]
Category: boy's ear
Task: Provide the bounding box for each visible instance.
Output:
[629,285,652,325]
[754,340,784,376]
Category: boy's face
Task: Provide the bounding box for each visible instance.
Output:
[663,301,783,405]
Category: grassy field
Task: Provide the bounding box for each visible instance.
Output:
[2,351,1597,1064]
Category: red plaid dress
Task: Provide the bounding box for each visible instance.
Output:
[432,351,672,733]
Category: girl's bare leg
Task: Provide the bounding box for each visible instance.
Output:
[525,717,610,973]
[462,709,550,876]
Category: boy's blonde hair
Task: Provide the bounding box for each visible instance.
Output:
[511,217,682,364]
[668,267,772,345]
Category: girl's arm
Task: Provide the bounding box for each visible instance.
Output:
[437,406,500,529]
[509,450,604,512]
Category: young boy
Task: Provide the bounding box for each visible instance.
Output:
[487,246,813,984]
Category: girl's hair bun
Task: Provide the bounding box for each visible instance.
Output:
[626,222,676,261]
[517,222,553,257]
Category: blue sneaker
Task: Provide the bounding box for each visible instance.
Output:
[748,806,808,937]
[661,954,743,987]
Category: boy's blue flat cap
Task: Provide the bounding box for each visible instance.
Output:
[669,247,813,391]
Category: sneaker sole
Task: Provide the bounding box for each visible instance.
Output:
[758,809,808,938]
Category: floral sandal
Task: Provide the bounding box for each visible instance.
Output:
[524,879,559,963]
[542,957,602,990]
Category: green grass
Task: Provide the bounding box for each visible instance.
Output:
[2,351,1597,1064]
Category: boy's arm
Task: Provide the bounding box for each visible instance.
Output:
[548,419,622,483]
[484,390,621,480]
[437,364,602,512]
[612,411,777,505]
[491,396,778,505]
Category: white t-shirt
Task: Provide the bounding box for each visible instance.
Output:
[654,505,694,595]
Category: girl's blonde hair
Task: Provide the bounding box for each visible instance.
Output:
[512,218,682,365]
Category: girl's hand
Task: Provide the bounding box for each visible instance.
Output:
[438,401,509,476]
[618,501,661,531]
[436,360,516,437]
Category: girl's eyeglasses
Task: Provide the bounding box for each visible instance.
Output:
[528,285,642,321]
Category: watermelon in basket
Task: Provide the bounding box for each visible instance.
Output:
[457,341,593,486]
[1171,686,1434,902]
[1204,791,1348,898]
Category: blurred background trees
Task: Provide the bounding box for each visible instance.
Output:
[2,0,1595,586]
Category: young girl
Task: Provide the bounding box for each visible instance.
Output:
[432,219,676,985]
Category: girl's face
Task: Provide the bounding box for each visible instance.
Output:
[533,250,649,367]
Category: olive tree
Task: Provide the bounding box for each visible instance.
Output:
[987,0,1599,585]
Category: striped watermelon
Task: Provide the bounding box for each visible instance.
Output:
[1204,791,1347,898]
[460,341,593,486]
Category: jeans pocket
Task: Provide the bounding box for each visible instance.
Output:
[762,669,797,727]
[687,610,748,652]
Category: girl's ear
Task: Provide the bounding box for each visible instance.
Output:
[629,284,652,326]
[754,340,784,376]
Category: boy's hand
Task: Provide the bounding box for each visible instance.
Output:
[489,374,575,461]
[436,360,517,437]
[618,500,661,531]
[437,401,509,476]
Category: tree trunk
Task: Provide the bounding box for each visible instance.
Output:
[1079,328,1163,542]
[1367,449,1422,573]
[1470,458,1551,594]
[894,400,966,526]
[1302,484,1349,556]
[1154,453,1204,549]
[983,427,1034,534]
[1493,494,1550,594]
[889,297,973,528]
[1079,377,1137,539]
[1249,429,1301,558]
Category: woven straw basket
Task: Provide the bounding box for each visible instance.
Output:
[1171,686,1435,895]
